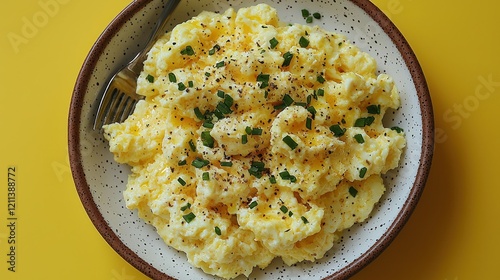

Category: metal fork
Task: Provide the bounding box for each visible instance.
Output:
[93,0,181,130]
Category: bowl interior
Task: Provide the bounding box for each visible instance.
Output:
[69,0,433,279]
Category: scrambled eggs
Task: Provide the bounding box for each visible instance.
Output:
[103,4,406,279]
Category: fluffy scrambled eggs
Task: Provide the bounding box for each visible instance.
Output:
[103,4,406,279]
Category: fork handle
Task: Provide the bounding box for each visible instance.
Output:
[128,0,181,74]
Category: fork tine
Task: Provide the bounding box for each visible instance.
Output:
[103,89,125,126]
[118,97,137,123]
[93,85,118,130]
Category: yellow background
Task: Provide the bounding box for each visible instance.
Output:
[1,0,499,279]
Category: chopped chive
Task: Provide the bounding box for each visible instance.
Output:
[192,158,210,168]
[307,106,317,116]
[349,186,358,197]
[257,73,270,88]
[290,175,297,183]
[188,81,194,88]
[306,16,313,23]
[288,211,293,217]
[264,90,269,98]
[220,161,233,167]
[279,170,291,180]
[216,102,232,114]
[354,116,375,127]
[354,134,365,144]
[178,159,187,166]
[283,94,294,106]
[205,72,211,77]
[213,109,225,120]
[183,212,196,223]
[214,226,222,235]
[178,82,186,91]
[282,51,293,67]
[301,216,309,224]
[217,90,225,98]
[181,202,191,211]
[177,177,186,186]
[202,172,210,181]
[282,135,298,150]
[316,88,325,96]
[330,124,346,137]
[201,131,214,148]
[252,128,263,135]
[224,95,233,107]
[313,12,321,19]
[194,107,204,120]
[301,9,310,18]
[215,61,225,68]
[168,73,177,83]
[280,205,288,214]
[269,175,277,184]
[209,44,220,55]
[273,102,287,110]
[359,167,368,178]
[245,126,253,135]
[367,104,381,114]
[189,139,196,152]
[294,102,307,107]
[391,126,404,133]
[242,134,248,144]
[180,45,194,55]
[306,117,312,130]
[269,37,279,49]
[317,75,326,84]
[249,201,258,209]
[203,122,214,129]
[146,74,154,83]
[299,36,309,48]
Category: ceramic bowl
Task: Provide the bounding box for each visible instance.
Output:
[68,0,434,279]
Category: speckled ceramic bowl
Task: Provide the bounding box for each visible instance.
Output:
[68,0,433,279]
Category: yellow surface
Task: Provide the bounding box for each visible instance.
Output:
[0,0,498,279]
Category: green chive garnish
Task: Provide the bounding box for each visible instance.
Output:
[216,61,225,68]
[282,135,298,150]
[183,212,196,223]
[205,72,211,77]
[189,139,196,152]
[317,75,326,84]
[306,16,313,23]
[146,74,154,83]
[201,131,214,148]
[269,175,277,184]
[180,45,195,55]
[217,90,225,98]
[178,159,187,166]
[217,102,232,114]
[168,73,177,83]
[280,205,288,214]
[242,134,248,144]
[220,161,233,167]
[209,44,220,55]
[330,124,346,137]
[188,81,194,88]
[359,167,368,178]
[202,172,210,181]
[279,170,291,180]
[313,12,321,19]
[316,88,325,96]
[301,216,309,224]
[192,158,210,168]
[283,94,294,106]
[367,104,381,114]
[181,202,191,211]
[245,126,253,135]
[178,82,186,91]
[282,51,293,67]
[257,73,270,88]
[249,201,258,209]
[354,116,375,127]
[299,36,309,48]
[177,177,186,186]
[301,9,310,18]
[194,107,204,120]
[252,128,263,135]
[354,134,365,144]
[269,37,279,49]
[349,186,358,197]
[391,126,404,133]
[203,122,214,129]
[288,211,293,217]
[214,226,222,235]
[306,117,312,130]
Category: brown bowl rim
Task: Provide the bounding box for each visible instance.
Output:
[68,0,434,279]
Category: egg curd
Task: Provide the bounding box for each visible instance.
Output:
[103,4,406,279]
